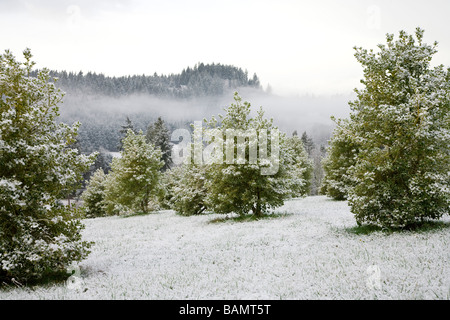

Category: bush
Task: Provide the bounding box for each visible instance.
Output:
[320,118,359,200]
[171,164,208,216]
[81,168,108,218]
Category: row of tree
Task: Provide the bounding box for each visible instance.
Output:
[75,113,324,210]
[52,63,263,154]
[81,93,314,218]
[2,27,448,285]
[33,62,261,98]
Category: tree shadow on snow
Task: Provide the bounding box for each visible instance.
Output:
[0,270,69,291]
[345,219,450,235]
[208,212,292,224]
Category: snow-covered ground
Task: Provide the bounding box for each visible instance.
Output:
[1,196,449,299]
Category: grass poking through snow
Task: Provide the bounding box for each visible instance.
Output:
[1,196,448,300]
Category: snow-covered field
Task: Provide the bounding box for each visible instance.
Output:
[1,196,449,300]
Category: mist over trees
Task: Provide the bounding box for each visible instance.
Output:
[31,60,340,202]
[26,60,349,201]
[44,61,348,157]
[49,63,264,154]
[34,62,261,98]
[2,25,448,290]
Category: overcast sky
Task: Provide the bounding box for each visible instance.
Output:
[1,0,450,96]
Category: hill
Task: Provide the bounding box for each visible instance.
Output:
[37,62,261,98]
[38,63,263,154]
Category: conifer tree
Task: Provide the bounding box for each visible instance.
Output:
[301,131,315,157]
[81,168,108,218]
[348,28,450,228]
[310,144,327,196]
[171,163,208,216]
[117,116,134,151]
[285,134,314,196]
[320,118,359,200]
[104,129,163,214]
[204,93,311,217]
[0,49,96,283]
[146,117,173,171]
[158,165,183,210]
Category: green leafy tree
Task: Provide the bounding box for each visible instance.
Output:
[348,28,450,228]
[104,129,163,214]
[0,49,96,283]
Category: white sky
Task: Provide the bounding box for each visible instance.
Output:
[1,0,450,96]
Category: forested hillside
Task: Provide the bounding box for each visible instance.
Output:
[36,62,261,98]
[45,63,263,154]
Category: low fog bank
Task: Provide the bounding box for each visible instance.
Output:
[59,88,354,152]
[238,88,353,145]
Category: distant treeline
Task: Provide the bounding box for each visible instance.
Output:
[33,63,261,98]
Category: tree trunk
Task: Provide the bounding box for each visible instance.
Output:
[253,189,262,217]
[141,201,147,214]
[140,185,151,214]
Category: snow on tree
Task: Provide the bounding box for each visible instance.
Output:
[347,28,450,228]
[309,144,327,196]
[320,118,359,200]
[0,49,96,283]
[163,133,209,215]
[284,134,314,196]
[158,165,183,210]
[204,92,311,217]
[171,163,208,216]
[300,131,315,157]
[81,168,108,218]
[117,116,135,151]
[146,116,173,172]
[103,129,163,215]
[292,130,325,196]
